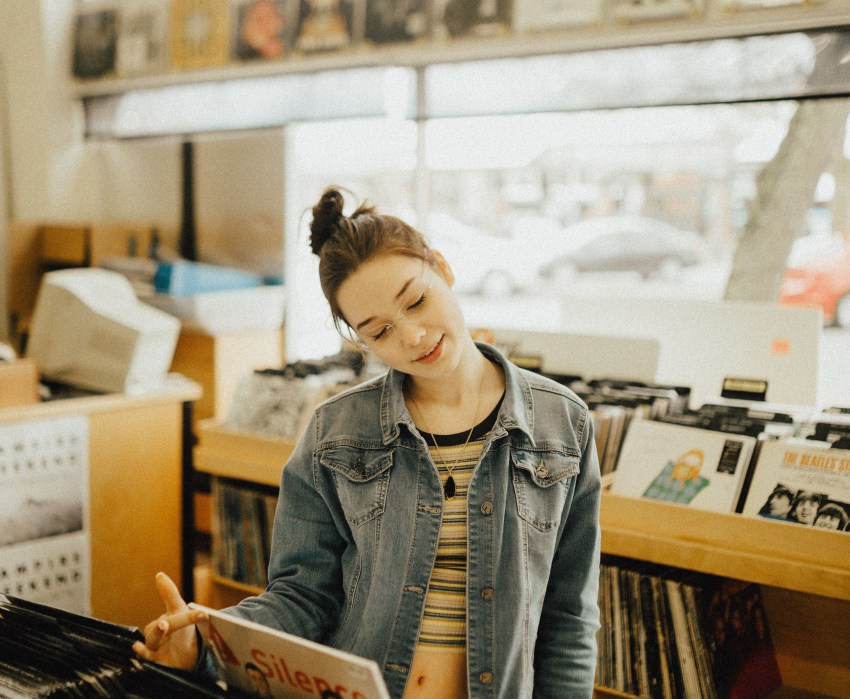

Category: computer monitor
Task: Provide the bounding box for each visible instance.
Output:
[26,268,181,395]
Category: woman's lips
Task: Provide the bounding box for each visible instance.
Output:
[416,336,444,363]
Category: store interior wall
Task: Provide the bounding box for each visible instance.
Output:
[0,0,286,343]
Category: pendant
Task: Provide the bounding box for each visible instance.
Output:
[444,475,456,499]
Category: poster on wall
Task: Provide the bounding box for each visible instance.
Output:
[232,0,291,61]
[169,0,230,70]
[293,0,356,53]
[364,0,431,46]
[513,0,603,33]
[433,0,511,39]
[115,1,169,77]
[0,416,91,615]
[71,4,119,79]
[610,0,703,23]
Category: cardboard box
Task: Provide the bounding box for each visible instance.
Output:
[0,358,40,407]
[39,224,155,266]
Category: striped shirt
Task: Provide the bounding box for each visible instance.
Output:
[416,397,502,651]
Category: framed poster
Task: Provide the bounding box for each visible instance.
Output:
[611,0,703,23]
[169,0,230,70]
[433,0,511,39]
[513,0,603,32]
[232,0,291,61]
[364,0,430,46]
[293,0,355,53]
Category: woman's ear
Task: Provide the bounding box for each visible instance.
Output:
[431,250,455,287]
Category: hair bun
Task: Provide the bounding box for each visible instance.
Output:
[309,188,346,256]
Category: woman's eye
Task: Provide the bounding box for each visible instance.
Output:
[409,293,427,310]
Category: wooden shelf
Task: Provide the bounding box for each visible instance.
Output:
[600,491,850,602]
[194,419,295,487]
[600,491,850,698]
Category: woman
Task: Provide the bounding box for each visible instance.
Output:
[134,187,602,698]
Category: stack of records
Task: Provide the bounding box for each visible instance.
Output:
[0,594,230,698]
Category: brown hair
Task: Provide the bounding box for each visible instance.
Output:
[309,187,435,331]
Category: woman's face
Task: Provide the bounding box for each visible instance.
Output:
[336,253,468,379]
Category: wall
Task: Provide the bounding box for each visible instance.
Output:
[0,0,285,343]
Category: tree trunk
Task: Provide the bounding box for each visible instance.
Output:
[724,98,850,302]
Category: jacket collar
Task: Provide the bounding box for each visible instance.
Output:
[379,342,534,446]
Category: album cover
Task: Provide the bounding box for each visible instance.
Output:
[610,0,703,23]
[232,0,291,61]
[433,0,511,39]
[513,0,602,33]
[741,440,850,531]
[71,3,119,79]
[364,0,430,45]
[115,2,169,77]
[611,419,757,513]
[169,0,230,70]
[293,0,355,53]
[191,603,392,698]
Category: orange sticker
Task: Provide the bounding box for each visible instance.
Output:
[771,338,791,355]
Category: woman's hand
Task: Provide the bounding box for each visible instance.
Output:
[132,571,207,670]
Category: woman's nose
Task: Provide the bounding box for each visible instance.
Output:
[399,318,426,346]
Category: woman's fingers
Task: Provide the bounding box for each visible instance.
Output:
[155,571,186,614]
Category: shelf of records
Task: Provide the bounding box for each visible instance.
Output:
[593,556,785,699]
[70,0,843,93]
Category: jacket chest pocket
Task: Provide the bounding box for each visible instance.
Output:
[511,450,579,532]
[320,446,393,527]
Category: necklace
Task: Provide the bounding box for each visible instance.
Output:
[407,367,487,499]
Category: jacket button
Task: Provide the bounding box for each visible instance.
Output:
[479,672,493,685]
[536,462,549,478]
[481,587,494,601]
[355,458,365,475]
[480,501,493,515]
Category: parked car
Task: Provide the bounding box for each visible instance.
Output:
[422,212,550,296]
[538,215,705,280]
[780,237,850,328]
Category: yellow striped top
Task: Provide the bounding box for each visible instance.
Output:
[418,438,484,650]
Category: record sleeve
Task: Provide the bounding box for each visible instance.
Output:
[115,2,168,76]
[611,419,757,513]
[71,4,119,79]
[232,0,291,61]
[741,440,850,531]
[191,604,392,699]
[169,0,230,70]
[293,0,355,53]
[433,0,511,39]
[364,0,430,45]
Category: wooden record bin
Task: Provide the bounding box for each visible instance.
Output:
[195,418,850,698]
[594,492,850,699]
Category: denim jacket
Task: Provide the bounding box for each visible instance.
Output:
[225,343,602,699]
